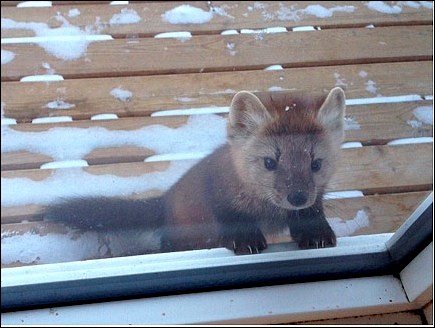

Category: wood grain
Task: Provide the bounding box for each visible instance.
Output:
[1,1,433,38]
[1,26,432,81]
[2,100,432,171]
[1,61,432,121]
[2,143,433,223]
[1,191,430,267]
[2,144,432,190]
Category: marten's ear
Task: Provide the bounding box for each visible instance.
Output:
[317,87,346,144]
[229,91,271,139]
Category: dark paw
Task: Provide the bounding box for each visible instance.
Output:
[296,229,336,249]
[221,228,268,255]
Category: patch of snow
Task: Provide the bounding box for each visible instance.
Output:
[1,50,15,65]
[40,160,89,169]
[341,142,363,148]
[334,73,347,87]
[423,95,433,101]
[67,8,80,18]
[365,24,375,28]
[17,1,52,7]
[1,18,113,61]
[151,107,229,117]
[264,65,283,70]
[109,8,141,25]
[263,4,355,22]
[45,100,75,110]
[365,80,377,94]
[412,106,433,125]
[91,114,119,120]
[154,31,192,40]
[366,1,402,14]
[1,160,198,207]
[41,62,55,74]
[145,152,209,162]
[304,4,355,18]
[387,137,433,145]
[211,5,235,19]
[20,75,64,82]
[292,26,316,32]
[346,95,422,105]
[268,86,290,91]
[220,30,239,35]
[175,97,194,103]
[344,117,361,130]
[1,35,113,45]
[162,5,213,25]
[254,2,269,10]
[1,116,228,207]
[407,120,423,128]
[110,1,129,5]
[208,89,238,95]
[1,229,160,265]
[240,27,287,34]
[110,87,133,102]
[324,190,364,199]
[327,209,370,237]
[226,42,237,56]
[32,116,73,124]
[1,114,227,204]
[1,119,17,125]
[358,70,368,78]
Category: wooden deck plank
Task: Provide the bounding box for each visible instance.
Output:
[1,61,432,121]
[1,191,430,267]
[331,143,433,194]
[1,100,432,171]
[1,143,433,222]
[1,1,118,6]
[2,190,428,231]
[1,26,432,81]
[1,1,433,39]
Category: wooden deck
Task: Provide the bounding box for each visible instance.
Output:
[1,1,433,268]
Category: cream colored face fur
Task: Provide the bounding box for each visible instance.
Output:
[235,132,339,210]
[229,88,345,210]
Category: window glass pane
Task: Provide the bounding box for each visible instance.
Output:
[1,0,432,306]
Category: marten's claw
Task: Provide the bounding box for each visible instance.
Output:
[222,228,268,255]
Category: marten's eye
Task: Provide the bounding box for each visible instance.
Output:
[264,157,277,171]
[311,159,322,172]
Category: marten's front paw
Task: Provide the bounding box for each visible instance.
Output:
[221,228,268,255]
[296,227,336,249]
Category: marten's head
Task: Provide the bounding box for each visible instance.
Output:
[228,87,345,210]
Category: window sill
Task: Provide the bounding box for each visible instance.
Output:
[1,241,432,325]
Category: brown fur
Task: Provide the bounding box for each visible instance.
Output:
[46,88,345,255]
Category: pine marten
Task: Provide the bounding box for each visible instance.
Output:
[46,87,345,255]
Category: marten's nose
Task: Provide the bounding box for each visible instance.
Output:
[287,191,308,207]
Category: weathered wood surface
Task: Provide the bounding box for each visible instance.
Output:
[2,1,432,39]
[2,26,432,81]
[1,101,433,171]
[1,143,432,224]
[1,191,430,266]
[1,61,432,121]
